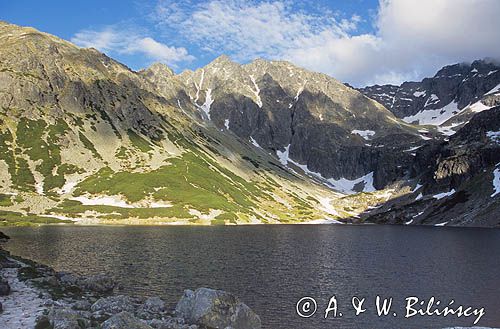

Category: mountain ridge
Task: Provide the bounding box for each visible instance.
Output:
[0,21,399,226]
[357,59,500,135]
[0,21,499,227]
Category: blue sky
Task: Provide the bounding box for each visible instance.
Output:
[2,0,500,86]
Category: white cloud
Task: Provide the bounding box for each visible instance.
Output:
[71,26,194,67]
[155,0,357,58]
[153,0,500,86]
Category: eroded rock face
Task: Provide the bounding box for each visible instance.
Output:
[175,288,261,329]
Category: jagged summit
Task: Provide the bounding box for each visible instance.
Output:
[140,62,175,77]
[358,59,500,130]
[210,54,233,65]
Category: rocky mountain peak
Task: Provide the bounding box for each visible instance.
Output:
[358,59,500,131]
[210,54,233,65]
[141,62,174,78]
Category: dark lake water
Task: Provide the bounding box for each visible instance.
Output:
[2,225,500,329]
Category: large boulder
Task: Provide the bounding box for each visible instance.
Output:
[91,295,136,315]
[101,311,152,329]
[46,307,90,329]
[175,288,261,329]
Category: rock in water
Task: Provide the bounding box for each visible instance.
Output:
[0,278,10,296]
[101,312,153,329]
[175,288,261,329]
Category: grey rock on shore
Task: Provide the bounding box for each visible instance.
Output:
[176,288,262,329]
[101,311,153,329]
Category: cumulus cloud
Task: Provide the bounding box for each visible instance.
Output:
[153,0,500,86]
[71,26,194,67]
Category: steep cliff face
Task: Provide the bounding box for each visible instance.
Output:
[358,60,500,133]
[142,56,426,191]
[365,107,500,227]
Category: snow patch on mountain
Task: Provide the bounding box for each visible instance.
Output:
[424,94,439,107]
[403,100,459,125]
[434,221,448,226]
[193,69,205,104]
[437,122,463,136]
[294,83,306,101]
[250,136,261,148]
[486,83,500,95]
[57,179,79,195]
[469,100,493,113]
[249,75,262,108]
[352,129,375,140]
[433,189,456,200]
[199,88,214,119]
[276,144,375,194]
[325,172,375,194]
[71,195,135,208]
[487,131,500,143]
[276,144,290,166]
[492,165,500,197]
[290,160,375,194]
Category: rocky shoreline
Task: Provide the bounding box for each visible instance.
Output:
[0,232,261,329]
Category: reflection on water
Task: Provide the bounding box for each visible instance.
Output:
[3,225,500,329]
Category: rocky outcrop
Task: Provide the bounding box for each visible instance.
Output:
[176,288,261,329]
[417,107,500,192]
[365,107,500,227]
